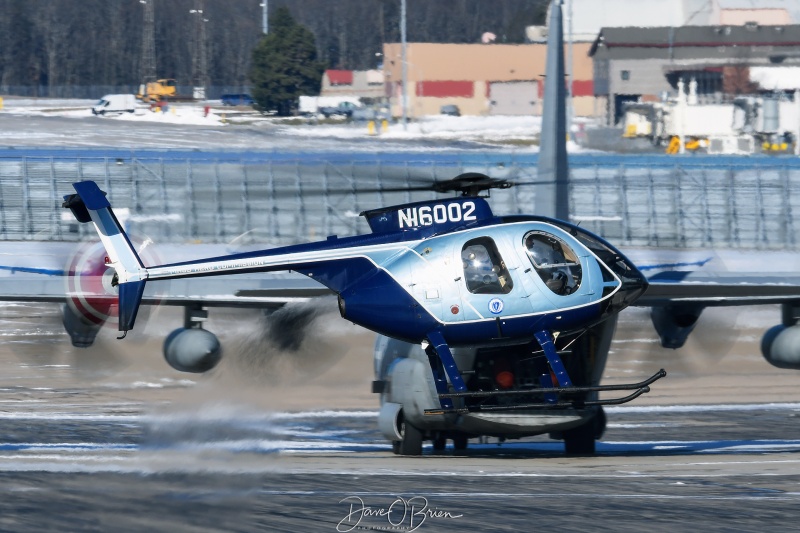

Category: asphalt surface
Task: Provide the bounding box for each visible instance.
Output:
[1,301,799,532]
[2,105,800,532]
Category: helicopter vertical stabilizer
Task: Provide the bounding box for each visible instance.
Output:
[62,181,148,334]
[535,0,570,221]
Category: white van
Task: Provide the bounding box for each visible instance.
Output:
[92,94,137,115]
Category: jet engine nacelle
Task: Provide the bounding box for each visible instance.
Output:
[761,324,800,370]
[650,305,704,349]
[163,328,222,373]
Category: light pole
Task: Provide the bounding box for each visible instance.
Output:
[139,0,156,84]
[260,2,268,35]
[189,6,209,100]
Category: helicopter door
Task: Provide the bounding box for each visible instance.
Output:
[456,236,530,321]
[409,241,455,323]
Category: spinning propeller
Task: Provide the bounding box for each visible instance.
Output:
[8,237,165,381]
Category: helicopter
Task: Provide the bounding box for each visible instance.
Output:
[63,170,668,455]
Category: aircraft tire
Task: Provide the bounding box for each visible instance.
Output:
[432,433,446,452]
[563,421,596,455]
[453,434,468,453]
[392,441,400,455]
[398,419,423,456]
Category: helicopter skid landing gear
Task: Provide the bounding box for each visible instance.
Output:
[425,329,666,415]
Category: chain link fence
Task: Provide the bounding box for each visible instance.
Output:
[0,151,797,250]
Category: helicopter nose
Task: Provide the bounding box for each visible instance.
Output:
[604,252,648,311]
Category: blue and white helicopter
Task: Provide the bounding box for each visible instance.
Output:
[63,171,663,455]
[54,1,800,456]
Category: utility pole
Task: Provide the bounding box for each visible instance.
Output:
[140,0,156,83]
[401,0,408,130]
[260,1,268,35]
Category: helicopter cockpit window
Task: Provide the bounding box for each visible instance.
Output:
[461,237,513,294]
[524,231,582,296]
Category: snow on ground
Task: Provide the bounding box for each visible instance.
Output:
[2,98,225,125]
[286,114,544,142]
[0,97,599,150]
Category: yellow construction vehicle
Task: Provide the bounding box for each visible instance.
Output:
[136,79,195,103]
[665,136,707,154]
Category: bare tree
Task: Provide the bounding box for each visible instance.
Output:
[0,0,547,94]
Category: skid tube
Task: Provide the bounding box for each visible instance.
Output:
[424,369,666,415]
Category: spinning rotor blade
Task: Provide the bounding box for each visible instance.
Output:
[267,172,557,198]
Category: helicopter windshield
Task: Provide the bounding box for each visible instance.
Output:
[461,237,513,294]
[524,231,582,295]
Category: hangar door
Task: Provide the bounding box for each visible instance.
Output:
[489,81,537,116]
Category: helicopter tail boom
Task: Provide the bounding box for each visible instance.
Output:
[63,181,148,334]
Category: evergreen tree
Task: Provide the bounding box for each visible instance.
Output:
[250,7,325,116]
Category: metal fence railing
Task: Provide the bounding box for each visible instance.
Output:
[1,150,798,250]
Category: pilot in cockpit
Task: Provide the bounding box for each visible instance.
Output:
[525,233,579,295]
[461,240,513,294]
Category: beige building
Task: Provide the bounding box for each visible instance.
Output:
[381,42,596,118]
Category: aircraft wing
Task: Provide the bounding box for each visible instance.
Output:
[637,271,800,307]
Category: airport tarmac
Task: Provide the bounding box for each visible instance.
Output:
[1,300,800,531]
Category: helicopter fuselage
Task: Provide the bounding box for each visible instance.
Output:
[144,197,648,348]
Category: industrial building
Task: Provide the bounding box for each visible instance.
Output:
[591,23,800,125]
[312,1,800,120]
[381,42,595,118]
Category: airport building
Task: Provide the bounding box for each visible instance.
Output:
[312,1,800,119]
[591,23,800,125]
[381,42,595,118]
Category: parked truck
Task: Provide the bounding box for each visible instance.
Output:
[92,94,137,115]
[298,96,362,117]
